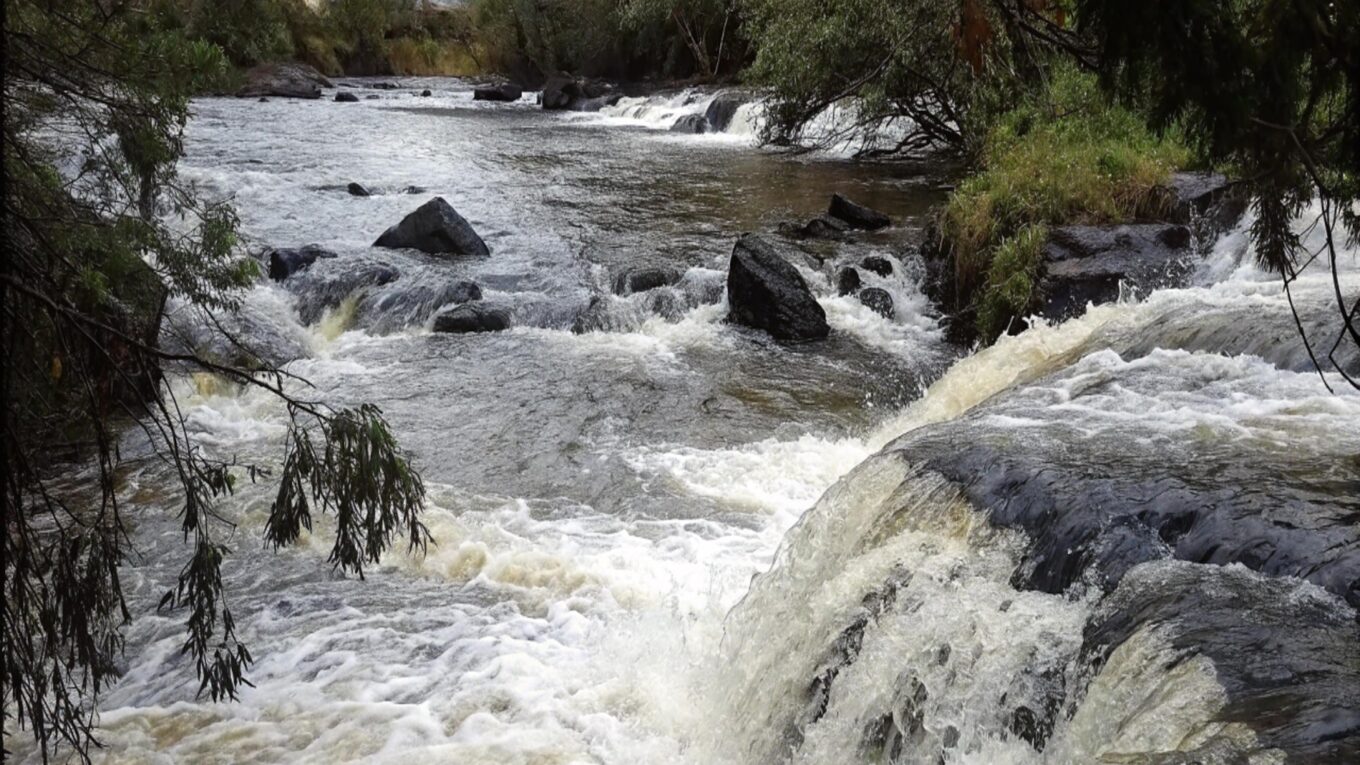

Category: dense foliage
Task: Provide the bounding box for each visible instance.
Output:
[942,65,1189,339]
[1079,0,1359,388]
[2,2,429,760]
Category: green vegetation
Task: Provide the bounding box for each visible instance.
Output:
[941,66,1190,338]
[3,2,429,760]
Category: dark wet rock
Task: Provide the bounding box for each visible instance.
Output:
[1166,171,1247,231]
[237,62,331,99]
[704,93,746,132]
[804,570,913,729]
[267,244,337,281]
[474,83,523,102]
[433,303,511,333]
[286,263,400,325]
[670,114,708,134]
[364,94,380,100]
[571,295,612,334]
[829,193,891,230]
[370,82,398,90]
[360,279,482,334]
[1083,562,1360,761]
[861,255,893,277]
[542,76,618,111]
[726,234,830,342]
[541,76,582,110]
[836,267,862,296]
[420,89,432,97]
[899,424,1360,606]
[402,186,426,195]
[373,197,490,257]
[612,266,682,295]
[347,182,370,197]
[857,287,895,319]
[335,92,359,103]
[257,97,269,103]
[782,215,850,242]
[1039,224,1193,321]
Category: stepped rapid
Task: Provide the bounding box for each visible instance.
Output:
[20,79,1357,764]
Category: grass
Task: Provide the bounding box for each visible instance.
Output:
[941,65,1190,340]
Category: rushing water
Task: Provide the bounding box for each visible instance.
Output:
[23,79,1360,763]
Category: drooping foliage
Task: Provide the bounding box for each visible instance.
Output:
[2,2,429,760]
[1077,0,1359,388]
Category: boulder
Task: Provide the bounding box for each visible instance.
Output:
[542,76,618,111]
[373,197,490,257]
[433,303,511,334]
[861,255,893,277]
[612,266,682,295]
[857,287,895,319]
[785,215,850,242]
[420,89,432,97]
[726,234,829,342]
[704,94,746,132]
[474,83,524,102]
[237,62,331,99]
[370,82,398,90]
[267,244,337,281]
[1039,224,1193,321]
[828,193,891,230]
[1166,171,1248,231]
[670,114,708,134]
[836,266,862,296]
[541,76,583,110]
[347,182,370,197]
[335,92,359,103]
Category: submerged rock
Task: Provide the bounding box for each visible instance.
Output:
[420,89,432,97]
[542,76,618,111]
[237,62,331,99]
[861,255,893,277]
[726,234,829,342]
[858,287,895,318]
[335,92,359,103]
[836,266,862,296]
[346,182,370,197]
[704,94,746,132]
[433,303,511,334]
[829,193,891,230]
[670,114,708,134]
[612,266,681,295]
[474,83,523,102]
[267,244,337,281]
[782,215,850,242]
[373,197,490,257]
[1039,224,1193,321]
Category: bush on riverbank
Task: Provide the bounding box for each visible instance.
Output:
[940,66,1190,341]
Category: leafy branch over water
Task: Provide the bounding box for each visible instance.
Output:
[2,2,429,761]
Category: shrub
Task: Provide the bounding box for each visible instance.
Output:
[940,64,1190,338]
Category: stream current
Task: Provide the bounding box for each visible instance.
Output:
[26,78,1360,764]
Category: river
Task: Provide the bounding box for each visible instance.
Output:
[39,79,1360,763]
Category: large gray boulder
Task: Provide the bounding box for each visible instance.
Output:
[1166,171,1248,231]
[1039,224,1193,321]
[373,198,490,257]
[237,62,332,99]
[726,234,829,342]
